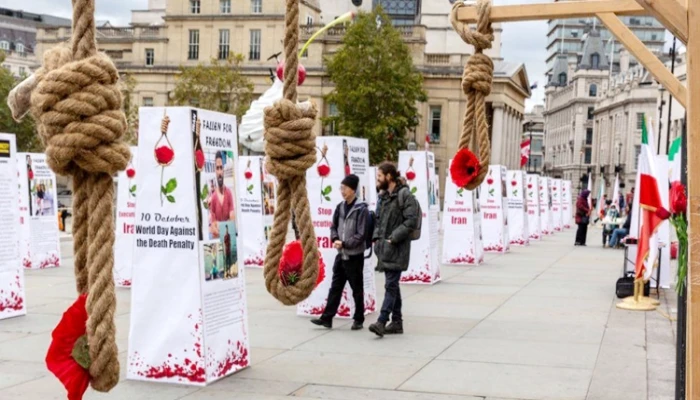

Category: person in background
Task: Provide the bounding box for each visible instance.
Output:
[369,163,419,337]
[609,203,632,248]
[574,189,591,246]
[311,174,368,330]
[602,202,620,247]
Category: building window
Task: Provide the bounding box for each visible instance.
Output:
[651,33,657,41]
[301,48,308,58]
[589,84,597,97]
[306,15,314,25]
[251,0,262,13]
[0,41,8,51]
[584,148,592,164]
[18,66,25,75]
[188,30,199,60]
[218,29,230,60]
[587,107,594,120]
[532,138,543,152]
[145,48,154,66]
[636,112,644,130]
[590,53,600,69]
[328,103,338,135]
[571,30,579,38]
[429,105,442,143]
[143,97,154,107]
[586,128,593,144]
[15,43,24,54]
[558,72,567,85]
[635,144,641,166]
[249,29,261,61]
[220,0,231,13]
[190,0,200,14]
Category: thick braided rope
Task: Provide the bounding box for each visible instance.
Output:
[283,0,300,102]
[450,0,494,190]
[12,0,126,392]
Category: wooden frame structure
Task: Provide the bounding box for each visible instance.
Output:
[458,0,698,395]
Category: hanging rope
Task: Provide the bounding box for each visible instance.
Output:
[449,0,494,190]
[262,0,319,305]
[8,0,127,392]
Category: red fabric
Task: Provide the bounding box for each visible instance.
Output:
[45,294,90,400]
[575,197,590,224]
[634,173,664,280]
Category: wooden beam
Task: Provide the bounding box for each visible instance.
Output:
[597,12,687,108]
[688,0,700,396]
[634,0,688,44]
[456,0,646,23]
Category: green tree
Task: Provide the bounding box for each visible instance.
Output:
[0,53,42,152]
[120,72,139,144]
[170,54,254,121]
[323,8,427,164]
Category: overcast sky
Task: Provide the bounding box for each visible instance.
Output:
[1,0,675,111]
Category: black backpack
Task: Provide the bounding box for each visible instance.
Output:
[398,187,422,241]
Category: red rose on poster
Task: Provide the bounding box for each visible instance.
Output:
[45,294,91,400]
[511,180,517,187]
[317,164,330,178]
[527,184,532,189]
[28,169,33,180]
[194,149,205,171]
[126,168,136,179]
[670,181,687,215]
[155,146,174,166]
[487,178,494,185]
[405,170,416,181]
[244,170,253,180]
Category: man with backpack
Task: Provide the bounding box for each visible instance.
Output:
[369,162,421,338]
[311,174,370,331]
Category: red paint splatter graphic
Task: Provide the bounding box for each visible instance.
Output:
[529,233,541,240]
[0,275,24,313]
[37,254,60,269]
[483,244,505,253]
[129,311,205,383]
[243,256,264,267]
[117,279,132,287]
[210,340,249,378]
[509,238,529,246]
[22,256,31,269]
[400,272,432,284]
[448,254,477,264]
[364,296,376,313]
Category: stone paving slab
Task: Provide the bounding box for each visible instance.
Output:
[0,229,678,399]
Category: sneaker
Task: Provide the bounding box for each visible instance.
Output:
[385,321,403,334]
[369,321,386,337]
[310,318,332,329]
[351,321,363,330]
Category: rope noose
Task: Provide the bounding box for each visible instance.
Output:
[450,0,494,190]
[262,0,319,305]
[8,0,127,392]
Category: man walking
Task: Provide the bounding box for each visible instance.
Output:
[369,162,419,337]
[311,174,369,330]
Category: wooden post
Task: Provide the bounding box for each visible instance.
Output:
[687,1,699,396]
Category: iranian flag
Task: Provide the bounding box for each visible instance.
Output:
[520,139,531,168]
[587,172,593,210]
[596,177,606,216]
[668,137,682,183]
[634,115,665,281]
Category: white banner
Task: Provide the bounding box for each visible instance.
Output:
[562,180,573,229]
[297,137,378,316]
[238,156,266,268]
[550,178,563,232]
[442,159,483,265]
[17,153,60,269]
[128,107,249,386]
[526,174,541,240]
[506,170,529,246]
[0,134,25,320]
[394,151,441,283]
[479,165,509,253]
[114,146,137,287]
[539,177,553,235]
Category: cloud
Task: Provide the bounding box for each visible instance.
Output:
[0,0,146,26]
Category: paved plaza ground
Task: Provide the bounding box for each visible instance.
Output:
[0,228,677,400]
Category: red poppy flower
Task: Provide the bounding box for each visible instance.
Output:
[126,168,135,179]
[46,294,90,400]
[195,149,205,170]
[244,170,253,180]
[450,148,480,188]
[279,241,323,287]
[155,146,174,165]
[406,170,417,181]
[670,181,687,215]
[317,164,330,178]
[655,207,671,220]
[28,169,34,180]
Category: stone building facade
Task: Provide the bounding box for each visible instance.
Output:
[523,104,545,174]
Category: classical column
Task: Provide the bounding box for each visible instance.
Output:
[490,102,505,165]
[505,106,513,168]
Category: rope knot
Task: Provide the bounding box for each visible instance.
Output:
[263,99,318,181]
[28,46,130,177]
[462,53,494,96]
[449,0,494,53]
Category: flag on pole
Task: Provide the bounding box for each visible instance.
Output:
[668,136,682,183]
[596,177,606,216]
[587,172,593,210]
[520,139,531,168]
[612,173,620,210]
[635,114,664,281]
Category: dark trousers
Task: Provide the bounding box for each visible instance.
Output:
[378,270,402,324]
[602,229,612,246]
[575,223,588,245]
[321,254,365,323]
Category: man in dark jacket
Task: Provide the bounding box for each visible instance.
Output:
[311,174,368,330]
[369,162,419,337]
